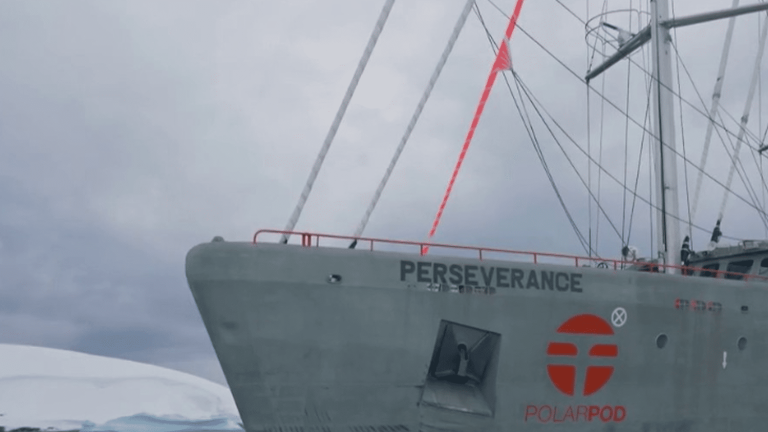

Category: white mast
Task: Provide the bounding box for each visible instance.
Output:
[586,1,768,272]
[650,0,681,270]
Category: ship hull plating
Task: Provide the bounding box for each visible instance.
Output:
[186,241,768,431]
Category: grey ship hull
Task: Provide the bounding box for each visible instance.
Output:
[186,240,768,431]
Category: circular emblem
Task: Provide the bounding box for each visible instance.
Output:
[546,314,618,396]
[611,307,627,327]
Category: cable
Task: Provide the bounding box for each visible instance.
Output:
[689,0,740,225]
[718,16,768,222]
[349,0,475,247]
[280,0,396,244]
[548,0,768,156]
[621,0,634,248]
[625,19,653,249]
[515,71,623,243]
[513,73,743,241]
[595,35,608,255]
[670,41,768,227]
[474,5,595,255]
[477,4,637,248]
[422,0,527,254]
[670,0,694,246]
[485,0,768,220]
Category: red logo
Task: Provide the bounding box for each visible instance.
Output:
[546,314,618,396]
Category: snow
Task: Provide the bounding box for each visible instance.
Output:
[0,344,241,431]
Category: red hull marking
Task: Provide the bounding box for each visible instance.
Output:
[546,364,576,396]
[588,344,618,357]
[583,366,614,396]
[547,342,578,356]
[547,314,618,396]
[557,314,614,335]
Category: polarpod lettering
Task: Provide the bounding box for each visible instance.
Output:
[524,405,626,423]
[400,260,582,293]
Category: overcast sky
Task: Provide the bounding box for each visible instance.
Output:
[1,0,767,386]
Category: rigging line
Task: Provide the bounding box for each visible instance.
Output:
[484,0,768,217]
[500,50,595,253]
[572,5,641,251]
[720,50,768,206]
[661,52,766,150]
[762,119,768,143]
[719,15,768,222]
[753,12,768,236]
[628,7,653,249]
[584,0,614,257]
[670,0,694,246]
[650,0,670,257]
[713,94,766,146]
[625,94,650,247]
[648,115,655,255]
[280,0,396,244]
[509,71,596,255]
[716,116,768,229]
[593,2,611,255]
[586,2,610,74]
[349,0,476,246]
[422,0,527,255]
[726,42,768,222]
[474,1,495,46]
[595,35,608,255]
[488,1,768,240]
[621,1,633,247]
[720,113,768,224]
[690,0,739,224]
[477,41,624,243]
[505,0,768,154]
[626,25,654,248]
[678,57,694,243]
[512,70,623,243]
[512,74,743,241]
[587,79,593,256]
[674,39,768,157]
[554,0,583,24]
[708,106,768,228]
[641,0,654,257]
[473,5,594,255]
[728,148,768,230]
[740,114,768,211]
[508,72,595,252]
[671,41,768,219]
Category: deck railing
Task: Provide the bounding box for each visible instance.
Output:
[253,229,768,282]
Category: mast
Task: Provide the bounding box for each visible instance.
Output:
[586,1,768,272]
[650,0,681,270]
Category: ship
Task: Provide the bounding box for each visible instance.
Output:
[186,0,768,430]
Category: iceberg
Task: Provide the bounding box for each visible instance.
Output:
[0,344,241,432]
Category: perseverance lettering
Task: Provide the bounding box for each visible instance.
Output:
[400,260,583,293]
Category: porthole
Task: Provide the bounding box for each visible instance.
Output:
[656,334,668,349]
[741,305,749,313]
[738,337,747,351]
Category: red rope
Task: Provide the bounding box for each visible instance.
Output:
[423,0,526,254]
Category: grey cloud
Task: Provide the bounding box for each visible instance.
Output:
[1,0,766,388]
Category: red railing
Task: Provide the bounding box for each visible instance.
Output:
[253,229,768,282]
